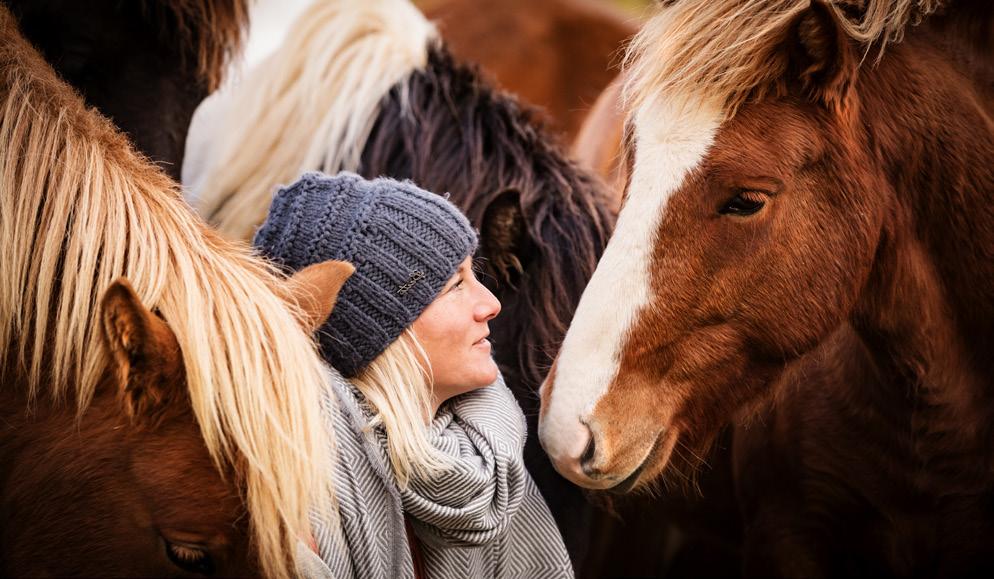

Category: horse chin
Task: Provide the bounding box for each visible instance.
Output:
[608,427,680,494]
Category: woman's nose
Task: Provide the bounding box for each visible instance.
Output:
[475,286,501,321]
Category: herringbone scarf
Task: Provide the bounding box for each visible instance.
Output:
[303,369,573,578]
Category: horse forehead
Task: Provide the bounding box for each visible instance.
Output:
[706,102,825,172]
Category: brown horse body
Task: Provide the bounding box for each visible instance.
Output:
[421,0,636,140]
[735,7,994,573]
[541,0,994,574]
[571,73,628,213]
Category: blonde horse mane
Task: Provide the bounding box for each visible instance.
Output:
[191,0,437,241]
[0,8,330,578]
[623,0,942,119]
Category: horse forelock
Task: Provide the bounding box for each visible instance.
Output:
[0,10,330,579]
[622,0,942,120]
[192,0,436,241]
[145,0,249,92]
[359,45,615,393]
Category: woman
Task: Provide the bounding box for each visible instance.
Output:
[255,172,573,579]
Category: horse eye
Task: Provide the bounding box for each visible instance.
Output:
[164,539,215,576]
[719,191,766,216]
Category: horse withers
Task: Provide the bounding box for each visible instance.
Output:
[541,0,994,574]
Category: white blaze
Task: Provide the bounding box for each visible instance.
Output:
[539,94,722,462]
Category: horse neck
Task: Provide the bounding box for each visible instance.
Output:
[850,30,994,472]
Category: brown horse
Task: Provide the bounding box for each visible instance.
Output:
[2,263,352,576]
[420,0,638,140]
[3,0,247,181]
[0,6,345,576]
[571,72,628,214]
[541,0,994,574]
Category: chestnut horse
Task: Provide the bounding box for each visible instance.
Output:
[420,0,638,140]
[3,0,247,181]
[0,7,341,577]
[541,0,994,575]
[571,72,627,214]
[1,264,351,576]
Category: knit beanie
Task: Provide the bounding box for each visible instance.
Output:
[254,172,478,378]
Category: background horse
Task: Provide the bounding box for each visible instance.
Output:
[2,0,247,181]
[420,0,638,140]
[541,0,994,574]
[571,72,628,214]
[0,7,341,576]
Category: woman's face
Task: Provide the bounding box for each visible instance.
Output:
[413,256,501,408]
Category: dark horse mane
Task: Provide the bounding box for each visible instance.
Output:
[5,0,247,92]
[359,45,615,396]
[3,0,247,180]
[136,0,248,92]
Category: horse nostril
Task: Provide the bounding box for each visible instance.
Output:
[579,429,596,473]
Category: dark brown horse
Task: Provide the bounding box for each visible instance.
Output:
[0,6,349,575]
[3,0,246,181]
[541,0,994,575]
[421,0,638,140]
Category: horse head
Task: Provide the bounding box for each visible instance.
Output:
[539,0,982,492]
[0,261,352,576]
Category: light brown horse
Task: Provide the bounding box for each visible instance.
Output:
[0,6,345,576]
[541,0,994,574]
[570,72,627,214]
[420,0,638,140]
[1,264,351,576]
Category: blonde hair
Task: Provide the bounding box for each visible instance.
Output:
[0,8,330,578]
[193,0,437,241]
[350,328,452,487]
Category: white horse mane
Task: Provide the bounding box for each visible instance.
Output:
[185,0,437,241]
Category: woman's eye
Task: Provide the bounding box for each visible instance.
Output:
[719,191,766,216]
[165,539,215,575]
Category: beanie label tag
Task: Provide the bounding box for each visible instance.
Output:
[397,270,426,295]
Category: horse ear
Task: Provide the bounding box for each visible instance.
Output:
[480,189,533,287]
[286,260,355,333]
[789,1,857,114]
[100,279,185,423]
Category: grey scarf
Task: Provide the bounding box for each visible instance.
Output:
[302,369,573,579]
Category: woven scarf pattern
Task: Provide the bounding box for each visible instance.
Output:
[306,369,574,578]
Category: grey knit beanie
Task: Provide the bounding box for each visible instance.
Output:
[254,172,478,378]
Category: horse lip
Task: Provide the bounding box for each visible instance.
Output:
[609,430,664,494]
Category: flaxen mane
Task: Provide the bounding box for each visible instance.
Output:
[0,8,328,578]
[623,0,942,118]
[193,0,436,240]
